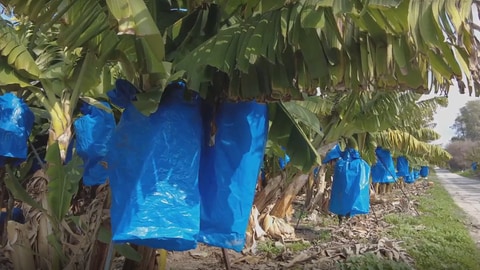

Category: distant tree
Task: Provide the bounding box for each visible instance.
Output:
[445,140,479,171]
[451,101,480,141]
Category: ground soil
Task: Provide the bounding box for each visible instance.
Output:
[162,182,429,270]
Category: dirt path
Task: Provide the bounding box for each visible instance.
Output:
[435,169,480,248]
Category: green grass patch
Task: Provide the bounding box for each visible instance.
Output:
[257,241,282,256]
[384,174,480,270]
[257,240,311,256]
[458,170,480,180]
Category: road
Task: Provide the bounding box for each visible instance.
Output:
[435,169,480,247]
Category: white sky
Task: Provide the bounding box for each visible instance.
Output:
[424,87,478,146]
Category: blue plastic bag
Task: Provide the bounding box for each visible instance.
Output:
[198,101,268,252]
[329,148,370,217]
[0,207,25,224]
[404,169,415,184]
[420,166,429,178]
[0,207,25,234]
[323,144,342,164]
[472,162,478,171]
[413,169,420,180]
[371,147,396,184]
[107,80,202,251]
[74,102,115,186]
[396,156,409,177]
[0,93,34,164]
[278,147,290,169]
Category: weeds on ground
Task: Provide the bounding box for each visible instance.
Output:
[458,169,480,180]
[257,240,311,257]
[385,175,480,270]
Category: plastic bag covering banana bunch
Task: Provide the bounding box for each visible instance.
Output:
[278,146,290,169]
[107,79,268,252]
[420,166,429,178]
[322,144,342,164]
[0,93,34,166]
[198,100,268,252]
[371,147,396,184]
[73,102,115,186]
[107,80,203,251]
[404,169,416,184]
[329,148,371,217]
[396,156,410,177]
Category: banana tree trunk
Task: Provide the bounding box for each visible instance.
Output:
[306,165,327,212]
[253,173,285,213]
[270,173,310,218]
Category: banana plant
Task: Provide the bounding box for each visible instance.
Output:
[0,0,478,267]
[0,0,175,268]
[276,90,451,215]
[176,0,477,98]
[3,0,477,173]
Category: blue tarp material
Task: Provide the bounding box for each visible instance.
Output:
[420,166,429,178]
[0,93,34,165]
[404,170,415,184]
[413,169,420,180]
[0,207,25,224]
[371,147,396,184]
[278,147,290,169]
[74,102,115,186]
[198,101,268,252]
[329,148,370,217]
[396,156,409,177]
[472,162,478,171]
[323,144,342,164]
[107,80,202,251]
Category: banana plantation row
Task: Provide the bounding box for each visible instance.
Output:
[0,0,477,269]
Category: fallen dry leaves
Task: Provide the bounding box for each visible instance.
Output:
[165,181,430,270]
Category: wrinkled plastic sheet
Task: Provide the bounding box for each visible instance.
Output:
[108,80,202,251]
[74,102,115,186]
[420,166,429,178]
[371,147,396,183]
[0,93,34,165]
[198,101,268,252]
[413,169,420,180]
[323,144,342,164]
[396,156,409,177]
[329,148,370,217]
[404,170,415,184]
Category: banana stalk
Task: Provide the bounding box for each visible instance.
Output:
[47,101,72,162]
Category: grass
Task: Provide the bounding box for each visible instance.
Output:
[384,174,480,270]
[257,240,311,256]
[458,169,479,180]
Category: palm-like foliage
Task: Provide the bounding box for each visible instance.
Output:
[0,0,477,169]
[0,0,474,268]
[177,0,477,98]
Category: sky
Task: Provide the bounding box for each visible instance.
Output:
[424,87,478,146]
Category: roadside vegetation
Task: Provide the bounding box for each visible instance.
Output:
[458,169,479,179]
[384,175,480,270]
